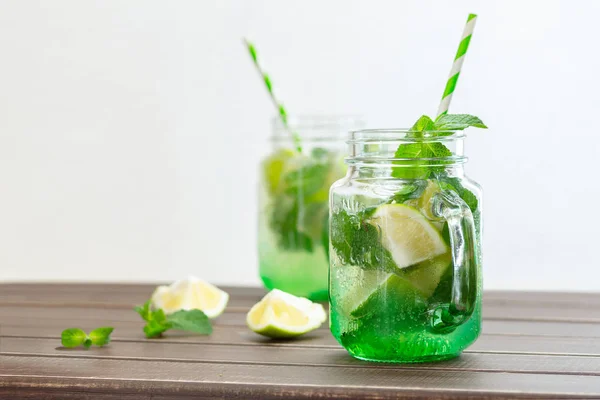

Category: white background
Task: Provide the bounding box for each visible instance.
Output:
[0,0,598,291]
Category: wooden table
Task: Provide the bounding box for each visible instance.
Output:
[1,284,600,399]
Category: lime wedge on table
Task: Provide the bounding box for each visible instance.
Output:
[368,204,448,270]
[247,289,327,338]
[151,277,229,318]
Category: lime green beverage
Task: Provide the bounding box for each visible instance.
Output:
[329,12,487,363]
[259,116,361,300]
[330,120,484,362]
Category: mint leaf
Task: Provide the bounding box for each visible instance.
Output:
[134,301,152,322]
[392,143,430,179]
[167,310,212,335]
[409,115,435,134]
[61,328,87,348]
[392,113,486,180]
[89,327,114,347]
[282,164,329,197]
[61,327,114,349]
[135,301,213,338]
[135,301,172,338]
[427,142,453,158]
[268,156,331,253]
[152,308,169,326]
[434,114,487,130]
[270,196,313,252]
[437,175,478,212]
[388,181,427,204]
[144,308,171,338]
[330,210,397,273]
[143,319,171,338]
[392,142,453,180]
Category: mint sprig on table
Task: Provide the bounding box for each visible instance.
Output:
[61,327,114,349]
[134,301,212,338]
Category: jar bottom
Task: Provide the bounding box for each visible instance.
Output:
[348,350,461,364]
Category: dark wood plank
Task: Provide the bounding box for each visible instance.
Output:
[4,337,600,375]
[484,291,600,308]
[483,319,600,338]
[0,284,265,308]
[483,304,600,322]
[5,325,600,357]
[0,307,249,324]
[2,355,600,399]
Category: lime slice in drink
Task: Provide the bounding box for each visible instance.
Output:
[247,289,327,338]
[403,252,452,298]
[349,274,428,328]
[332,266,393,318]
[262,148,295,194]
[405,181,443,225]
[368,204,448,270]
[151,277,229,318]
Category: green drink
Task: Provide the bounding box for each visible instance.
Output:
[329,121,484,362]
[259,116,362,300]
[329,12,486,363]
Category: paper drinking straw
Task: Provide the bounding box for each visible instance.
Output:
[437,14,478,116]
[243,38,302,152]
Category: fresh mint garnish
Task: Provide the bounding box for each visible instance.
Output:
[61,327,114,349]
[392,142,453,180]
[434,114,487,130]
[393,113,486,181]
[409,115,436,134]
[134,300,213,338]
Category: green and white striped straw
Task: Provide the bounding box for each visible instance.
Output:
[243,38,302,153]
[437,13,478,116]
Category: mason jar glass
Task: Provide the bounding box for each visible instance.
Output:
[329,129,482,362]
[258,116,364,301]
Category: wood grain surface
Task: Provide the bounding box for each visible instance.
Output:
[1,283,600,399]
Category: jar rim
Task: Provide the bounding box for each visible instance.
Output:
[347,129,466,144]
[271,114,365,142]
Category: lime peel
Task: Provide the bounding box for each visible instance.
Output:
[369,204,448,270]
[151,276,229,319]
[247,289,326,338]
